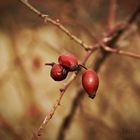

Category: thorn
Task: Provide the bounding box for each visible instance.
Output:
[60,88,64,92]
[78,64,87,70]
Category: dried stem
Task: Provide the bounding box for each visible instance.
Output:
[57,51,105,140]
[96,37,140,60]
[35,72,77,137]
[102,45,140,59]
[57,3,140,140]
[34,46,98,138]
[19,0,140,139]
[18,1,98,139]
[19,0,140,59]
[45,18,91,51]
[57,87,85,140]
[19,0,91,51]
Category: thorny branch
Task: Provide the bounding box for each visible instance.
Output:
[57,87,84,140]
[57,3,140,140]
[19,0,91,51]
[101,45,140,59]
[19,0,140,139]
[36,73,77,137]
[20,0,140,59]
[32,44,98,139]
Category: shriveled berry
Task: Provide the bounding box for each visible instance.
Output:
[82,69,99,99]
[58,54,79,71]
[50,64,68,81]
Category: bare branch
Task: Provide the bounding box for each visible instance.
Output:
[19,0,91,51]
[19,1,140,140]
[18,1,99,139]
[57,87,85,140]
[57,3,140,140]
[34,45,98,138]
[20,0,43,16]
[35,73,77,137]
[102,45,140,59]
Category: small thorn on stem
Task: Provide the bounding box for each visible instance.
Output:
[78,64,87,70]
[60,88,64,92]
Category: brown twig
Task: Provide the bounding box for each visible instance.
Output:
[36,72,77,136]
[102,45,140,59]
[19,0,91,51]
[57,50,105,140]
[57,3,140,140]
[34,46,98,138]
[57,87,85,140]
[19,0,140,139]
[94,36,140,60]
[19,0,140,59]
[107,2,140,44]
[18,1,99,139]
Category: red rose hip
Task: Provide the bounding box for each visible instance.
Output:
[50,64,68,81]
[82,69,99,99]
[58,54,79,71]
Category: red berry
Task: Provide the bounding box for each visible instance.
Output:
[58,54,79,71]
[82,69,99,99]
[50,64,68,81]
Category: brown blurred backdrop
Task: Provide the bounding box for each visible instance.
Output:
[0,0,140,140]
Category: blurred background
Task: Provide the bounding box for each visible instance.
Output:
[0,0,140,140]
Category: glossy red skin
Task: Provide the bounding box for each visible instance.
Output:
[58,54,78,71]
[50,64,68,81]
[82,69,99,99]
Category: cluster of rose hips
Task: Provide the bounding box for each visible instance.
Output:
[45,54,99,99]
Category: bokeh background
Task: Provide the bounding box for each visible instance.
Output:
[0,0,140,140]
